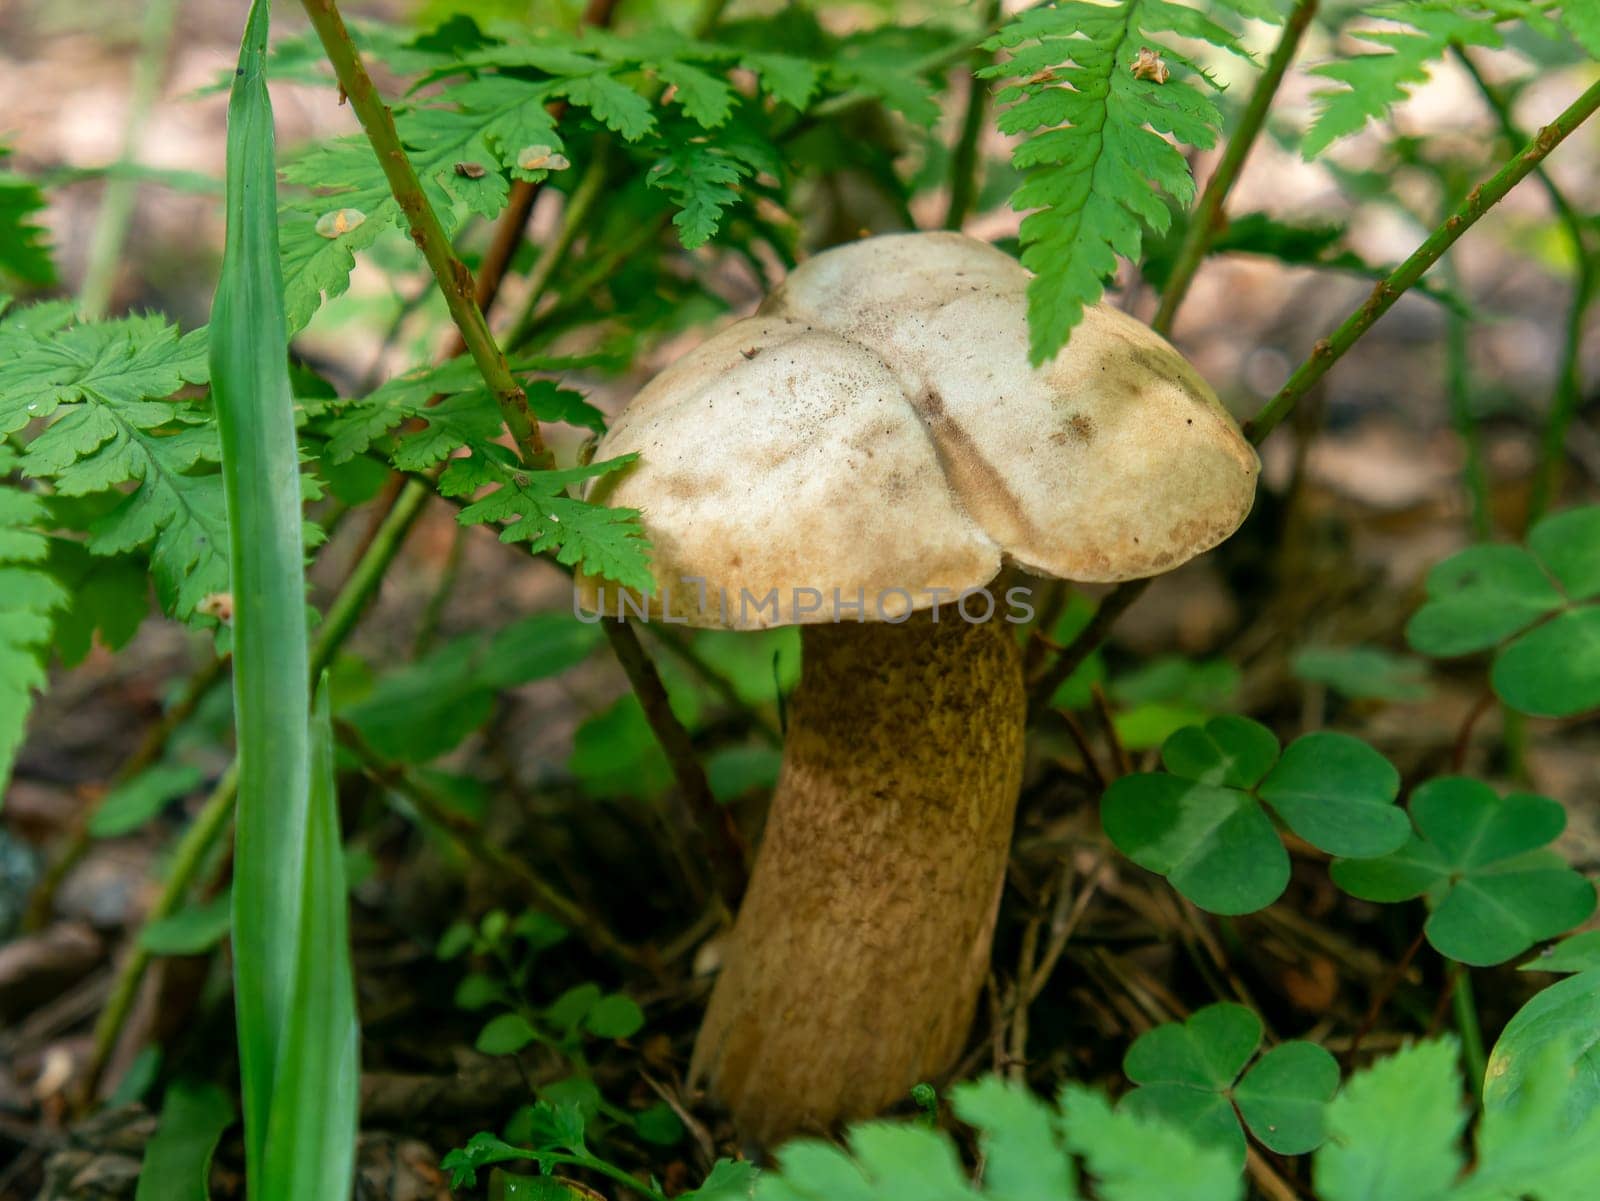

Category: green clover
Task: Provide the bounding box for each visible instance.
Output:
[1407,505,1600,717]
[1122,1003,1340,1165]
[1332,777,1597,966]
[1102,717,1408,914]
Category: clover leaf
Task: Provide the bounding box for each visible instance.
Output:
[1407,505,1600,717]
[1102,718,1406,915]
[1331,777,1597,966]
[1122,1003,1339,1165]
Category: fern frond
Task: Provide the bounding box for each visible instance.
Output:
[0,450,68,798]
[984,0,1271,362]
[0,306,227,620]
[1303,2,1570,158]
[440,449,652,591]
[0,146,55,286]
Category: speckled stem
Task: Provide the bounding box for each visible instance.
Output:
[691,610,1025,1145]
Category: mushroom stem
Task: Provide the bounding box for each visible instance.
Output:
[691,609,1025,1144]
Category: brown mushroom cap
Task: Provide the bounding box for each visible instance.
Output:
[578,232,1257,627]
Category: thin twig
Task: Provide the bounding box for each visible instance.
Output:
[943,0,1001,231]
[601,620,749,911]
[81,763,238,1103]
[1244,78,1600,444]
[338,720,642,965]
[1089,682,1132,778]
[1150,0,1320,336]
[78,0,182,316]
[1345,927,1427,1068]
[1026,580,1149,717]
[1453,47,1595,525]
[299,0,547,466]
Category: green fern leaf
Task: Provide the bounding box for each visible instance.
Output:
[0,308,228,620]
[0,453,69,799]
[552,73,658,141]
[1313,1038,1466,1201]
[1059,1086,1242,1201]
[441,450,652,590]
[984,0,1266,362]
[0,147,55,286]
[1563,1,1600,56]
[648,145,747,248]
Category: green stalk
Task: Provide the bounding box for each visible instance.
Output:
[1455,47,1596,525]
[1453,966,1487,1103]
[1150,0,1320,336]
[943,0,1002,231]
[298,0,547,468]
[1444,268,1493,539]
[78,0,181,317]
[212,4,355,1194]
[1244,78,1600,444]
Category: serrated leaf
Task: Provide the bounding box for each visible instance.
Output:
[1304,6,1507,158]
[984,0,1245,360]
[1313,1038,1465,1201]
[445,449,653,591]
[554,73,656,140]
[1061,1085,1243,1201]
[951,1076,1079,1201]
[0,161,56,285]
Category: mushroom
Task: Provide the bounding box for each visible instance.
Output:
[575,232,1258,1143]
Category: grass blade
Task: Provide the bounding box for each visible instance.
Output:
[135,1080,235,1201]
[262,680,359,1201]
[212,1,357,1196]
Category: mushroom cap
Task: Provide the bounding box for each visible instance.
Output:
[577,232,1258,629]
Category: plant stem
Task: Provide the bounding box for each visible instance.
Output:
[1454,47,1596,525]
[505,150,612,350]
[314,476,431,672]
[298,0,547,467]
[1150,0,1319,336]
[78,0,181,317]
[943,0,1001,231]
[1445,284,1493,539]
[1346,926,1427,1067]
[81,763,239,1103]
[1026,579,1148,717]
[1244,77,1600,444]
[337,721,642,965]
[1453,966,1487,1101]
[601,620,749,911]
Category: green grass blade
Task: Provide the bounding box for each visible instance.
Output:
[134,1080,236,1201]
[212,0,355,1194]
[262,679,359,1200]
